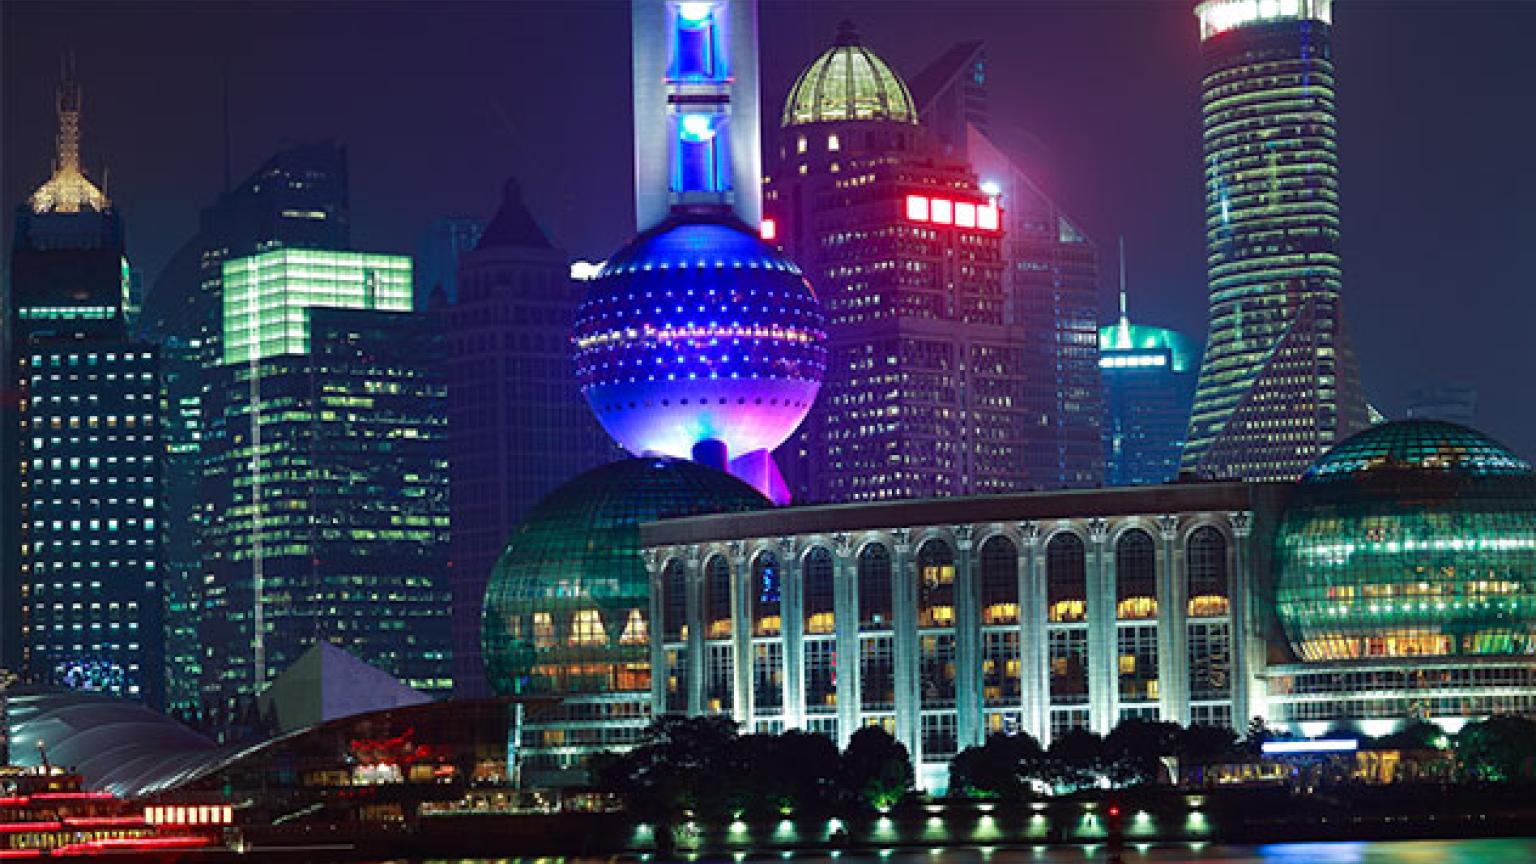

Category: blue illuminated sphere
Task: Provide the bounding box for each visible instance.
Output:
[575,214,826,459]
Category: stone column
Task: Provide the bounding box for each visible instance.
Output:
[953,524,982,750]
[1228,512,1254,733]
[891,528,920,763]
[645,549,666,716]
[685,546,705,716]
[731,541,752,726]
[1018,522,1049,745]
[1157,515,1189,726]
[1086,518,1116,735]
[779,536,803,730]
[832,533,859,748]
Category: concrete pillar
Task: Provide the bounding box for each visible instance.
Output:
[891,528,920,763]
[1018,522,1049,745]
[686,547,704,716]
[1228,512,1254,734]
[731,542,752,726]
[1157,515,1189,726]
[645,549,666,716]
[953,524,983,750]
[832,533,859,748]
[1086,518,1116,735]
[779,536,803,730]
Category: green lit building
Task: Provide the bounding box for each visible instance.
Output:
[1267,420,1536,735]
[202,249,449,718]
[1182,0,1369,481]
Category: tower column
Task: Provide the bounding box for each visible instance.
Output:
[832,534,859,748]
[686,547,706,716]
[731,541,752,726]
[1157,516,1190,726]
[891,529,920,763]
[1086,518,1116,734]
[1228,512,1255,733]
[953,525,983,751]
[779,536,804,730]
[1018,522,1049,745]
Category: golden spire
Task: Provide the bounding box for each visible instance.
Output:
[29,53,109,215]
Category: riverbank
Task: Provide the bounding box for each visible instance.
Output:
[216,785,1536,859]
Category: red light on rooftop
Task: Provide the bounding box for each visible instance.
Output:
[978,203,1000,231]
[955,202,977,228]
[930,198,953,225]
[759,219,777,242]
[905,195,930,222]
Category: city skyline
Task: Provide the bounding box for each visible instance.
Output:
[4,2,1535,461]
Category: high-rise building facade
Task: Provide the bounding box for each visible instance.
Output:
[201,249,450,715]
[767,24,1025,502]
[137,142,351,714]
[1100,287,1197,486]
[1183,0,1368,480]
[6,61,165,705]
[414,216,485,310]
[916,41,1106,492]
[444,180,616,698]
[1405,382,1477,428]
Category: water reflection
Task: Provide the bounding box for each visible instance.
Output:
[398,839,1536,864]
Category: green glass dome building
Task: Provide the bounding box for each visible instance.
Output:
[481,457,768,698]
[781,21,917,127]
[1275,420,1536,663]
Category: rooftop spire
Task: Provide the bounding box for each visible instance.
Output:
[1118,234,1129,323]
[29,52,109,215]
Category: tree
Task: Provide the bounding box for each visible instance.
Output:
[1373,720,1445,752]
[729,729,841,815]
[1456,715,1536,782]
[949,731,1045,798]
[1178,724,1240,768]
[839,726,913,809]
[1103,719,1182,786]
[589,714,741,821]
[1046,728,1105,792]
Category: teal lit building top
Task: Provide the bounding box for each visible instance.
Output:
[222,249,411,364]
[1098,289,1196,486]
[1098,319,1194,374]
[1275,420,1536,663]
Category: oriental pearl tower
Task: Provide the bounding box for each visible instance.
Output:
[573,0,825,504]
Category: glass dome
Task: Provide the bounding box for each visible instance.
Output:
[481,457,769,696]
[782,21,918,127]
[574,214,825,459]
[1276,420,1536,662]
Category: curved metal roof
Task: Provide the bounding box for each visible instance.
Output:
[1302,420,1533,485]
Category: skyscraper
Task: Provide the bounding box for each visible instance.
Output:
[915,42,1106,492]
[1099,255,1197,486]
[1405,382,1477,428]
[414,216,485,310]
[137,142,351,713]
[1183,0,1369,480]
[767,24,1024,502]
[444,179,616,698]
[6,60,164,705]
[201,249,450,716]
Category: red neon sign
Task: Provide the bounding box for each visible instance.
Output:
[904,194,1000,233]
[760,218,777,242]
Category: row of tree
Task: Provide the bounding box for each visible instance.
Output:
[589,715,915,821]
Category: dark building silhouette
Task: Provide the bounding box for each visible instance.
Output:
[443,180,617,697]
[414,217,484,310]
[6,60,164,705]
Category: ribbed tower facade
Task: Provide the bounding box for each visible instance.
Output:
[1182,0,1368,480]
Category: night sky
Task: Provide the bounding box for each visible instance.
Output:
[5,1,1534,458]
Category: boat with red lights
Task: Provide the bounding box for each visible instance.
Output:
[0,766,228,859]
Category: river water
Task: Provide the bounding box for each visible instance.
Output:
[395,837,1536,863]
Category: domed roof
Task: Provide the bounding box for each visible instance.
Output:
[574,214,826,459]
[1301,420,1533,486]
[782,21,918,127]
[481,457,769,695]
[1275,421,1536,665]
